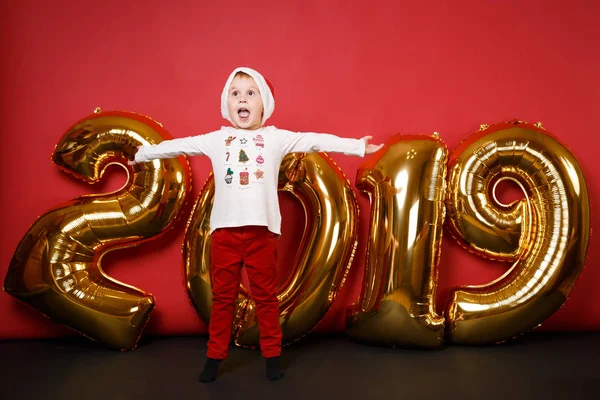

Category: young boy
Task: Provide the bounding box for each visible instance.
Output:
[131,67,383,382]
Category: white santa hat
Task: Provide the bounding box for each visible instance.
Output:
[221,67,275,126]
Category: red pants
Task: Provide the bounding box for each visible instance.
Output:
[207,225,282,359]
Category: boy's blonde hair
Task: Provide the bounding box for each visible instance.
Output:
[234,71,252,80]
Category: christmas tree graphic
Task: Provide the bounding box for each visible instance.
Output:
[239,149,249,163]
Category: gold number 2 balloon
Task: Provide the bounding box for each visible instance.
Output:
[445,121,590,344]
[346,134,447,348]
[184,152,358,347]
[4,110,190,350]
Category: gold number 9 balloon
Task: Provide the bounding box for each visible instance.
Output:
[4,110,190,350]
[184,152,358,347]
[445,121,590,344]
[346,134,448,348]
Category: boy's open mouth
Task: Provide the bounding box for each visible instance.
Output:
[238,108,250,119]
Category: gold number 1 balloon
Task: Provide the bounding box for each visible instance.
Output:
[185,152,358,347]
[346,134,447,348]
[445,121,590,344]
[4,110,190,350]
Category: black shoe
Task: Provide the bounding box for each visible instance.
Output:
[198,357,223,383]
[265,356,284,381]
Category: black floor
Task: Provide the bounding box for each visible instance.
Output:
[1,333,598,400]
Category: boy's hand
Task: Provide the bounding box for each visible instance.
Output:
[362,136,384,154]
[126,145,141,165]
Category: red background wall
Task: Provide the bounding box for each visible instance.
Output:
[1,0,598,340]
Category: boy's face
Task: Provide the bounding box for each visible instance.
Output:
[227,75,264,130]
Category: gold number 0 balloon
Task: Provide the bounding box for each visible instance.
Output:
[445,121,590,344]
[184,152,358,347]
[4,110,190,350]
[346,134,447,348]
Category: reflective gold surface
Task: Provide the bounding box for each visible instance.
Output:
[445,121,590,344]
[4,110,191,350]
[346,134,447,348]
[184,152,358,347]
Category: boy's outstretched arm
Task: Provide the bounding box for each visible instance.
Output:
[277,129,383,157]
[126,132,218,165]
[361,136,384,154]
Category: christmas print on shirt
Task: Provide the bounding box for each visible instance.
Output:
[253,134,264,148]
[225,167,234,184]
[221,131,269,190]
[240,169,249,185]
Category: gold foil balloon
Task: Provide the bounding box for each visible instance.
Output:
[4,110,190,350]
[445,121,590,344]
[346,134,447,348]
[185,152,358,347]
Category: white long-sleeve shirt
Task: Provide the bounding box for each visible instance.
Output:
[135,126,365,234]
